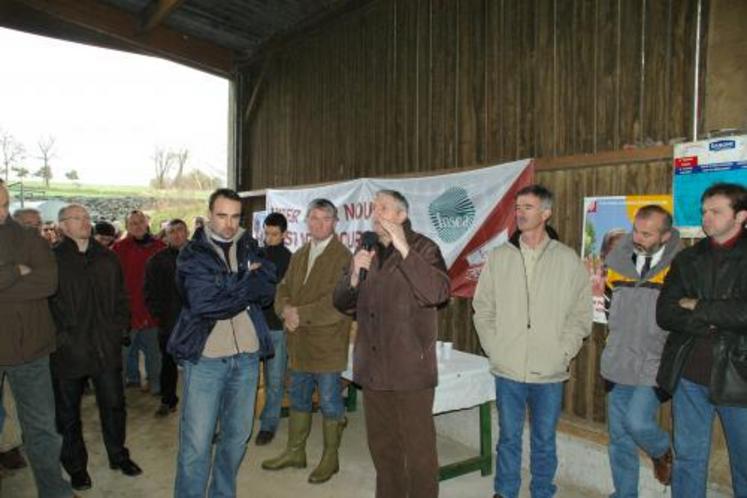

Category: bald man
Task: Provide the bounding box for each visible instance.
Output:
[0,183,75,497]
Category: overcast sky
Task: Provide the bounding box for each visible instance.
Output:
[0,27,228,186]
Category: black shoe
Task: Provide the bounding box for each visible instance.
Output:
[255,430,275,446]
[154,403,177,417]
[110,458,142,476]
[70,470,92,490]
[0,447,27,470]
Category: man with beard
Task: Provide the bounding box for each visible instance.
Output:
[472,184,591,498]
[333,190,450,498]
[113,210,165,394]
[600,205,681,495]
[145,219,189,417]
[656,183,747,497]
[50,204,141,490]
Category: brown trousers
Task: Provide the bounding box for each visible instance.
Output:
[363,388,438,498]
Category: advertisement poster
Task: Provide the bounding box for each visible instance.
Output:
[582,195,672,324]
[673,135,747,237]
[265,159,534,297]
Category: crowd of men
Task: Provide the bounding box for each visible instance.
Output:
[0,178,745,498]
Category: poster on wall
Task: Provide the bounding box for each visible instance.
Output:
[264,159,534,298]
[252,210,267,244]
[581,195,672,324]
[673,135,747,237]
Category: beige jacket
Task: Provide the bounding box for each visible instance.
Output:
[473,236,592,383]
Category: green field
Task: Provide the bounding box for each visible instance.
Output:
[7,180,210,200]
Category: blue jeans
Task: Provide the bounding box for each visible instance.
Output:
[174,353,259,498]
[122,326,162,394]
[288,370,344,420]
[607,384,670,497]
[494,376,564,498]
[672,378,747,498]
[0,356,73,498]
[258,329,287,433]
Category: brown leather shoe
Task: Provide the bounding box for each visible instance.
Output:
[652,447,673,485]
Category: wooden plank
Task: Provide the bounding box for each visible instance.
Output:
[15,0,233,76]
[595,0,621,151]
[618,0,645,146]
[140,0,186,32]
[429,0,458,170]
[642,0,672,143]
[456,0,486,167]
[573,0,597,153]
[484,0,503,163]
[516,0,536,158]
[533,0,556,157]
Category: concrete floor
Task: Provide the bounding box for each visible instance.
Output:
[1,385,601,498]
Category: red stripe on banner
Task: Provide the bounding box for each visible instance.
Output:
[448,163,534,297]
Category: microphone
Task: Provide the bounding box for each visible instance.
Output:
[358,231,379,283]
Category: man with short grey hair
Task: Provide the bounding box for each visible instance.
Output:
[473,184,592,498]
[334,189,450,498]
[0,182,75,498]
[13,207,43,232]
[263,198,352,484]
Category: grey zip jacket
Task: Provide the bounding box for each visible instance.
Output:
[600,229,682,386]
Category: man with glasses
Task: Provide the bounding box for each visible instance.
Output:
[50,204,141,490]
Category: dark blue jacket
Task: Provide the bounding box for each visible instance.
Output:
[167,227,276,363]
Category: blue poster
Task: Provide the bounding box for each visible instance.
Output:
[673,135,747,237]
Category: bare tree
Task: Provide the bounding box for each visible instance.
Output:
[12,166,29,179]
[173,148,189,186]
[35,135,56,187]
[1,128,25,182]
[152,146,175,189]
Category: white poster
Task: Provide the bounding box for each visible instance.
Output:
[265,159,533,297]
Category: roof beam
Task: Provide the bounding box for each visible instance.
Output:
[140,0,186,32]
[12,0,234,77]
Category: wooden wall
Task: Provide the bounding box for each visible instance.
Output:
[240,0,707,191]
[238,0,732,489]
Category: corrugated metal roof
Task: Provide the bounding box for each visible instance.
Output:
[100,0,355,57]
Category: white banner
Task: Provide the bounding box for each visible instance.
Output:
[265,159,533,297]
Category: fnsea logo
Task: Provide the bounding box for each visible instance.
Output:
[428,187,476,242]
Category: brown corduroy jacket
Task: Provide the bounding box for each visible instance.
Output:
[0,218,58,366]
[333,221,450,391]
[275,236,352,372]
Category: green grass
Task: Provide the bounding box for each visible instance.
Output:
[7,181,210,200]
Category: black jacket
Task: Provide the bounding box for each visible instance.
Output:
[261,244,291,330]
[656,232,747,406]
[49,237,130,379]
[144,246,182,337]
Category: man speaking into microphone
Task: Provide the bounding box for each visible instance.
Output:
[334,189,450,498]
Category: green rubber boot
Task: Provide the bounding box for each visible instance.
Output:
[308,417,347,484]
[261,410,312,470]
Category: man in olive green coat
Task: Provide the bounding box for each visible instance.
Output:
[262,198,352,484]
